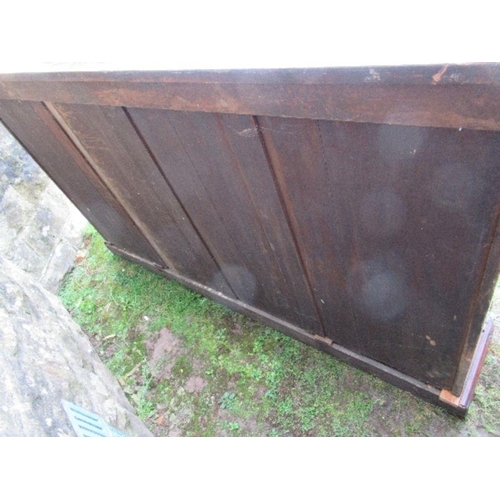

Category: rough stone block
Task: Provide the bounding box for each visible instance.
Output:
[62,210,88,249]
[41,241,78,293]
[10,240,46,276]
[0,186,35,237]
[0,123,49,202]
[0,256,152,437]
[1,120,87,292]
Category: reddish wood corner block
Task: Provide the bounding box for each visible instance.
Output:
[440,317,495,416]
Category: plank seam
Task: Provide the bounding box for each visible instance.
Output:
[315,121,363,348]
[214,114,304,325]
[253,115,327,336]
[41,102,172,269]
[122,107,238,298]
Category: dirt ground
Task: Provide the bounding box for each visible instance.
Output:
[61,231,500,437]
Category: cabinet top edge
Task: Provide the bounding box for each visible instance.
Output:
[1,63,500,86]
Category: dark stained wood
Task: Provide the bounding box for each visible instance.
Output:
[2,63,500,85]
[452,199,500,394]
[319,121,500,390]
[258,117,500,388]
[126,108,322,332]
[105,242,163,274]
[458,317,494,409]
[257,116,358,347]
[0,100,163,265]
[1,64,499,414]
[50,102,234,296]
[105,241,470,417]
[1,66,500,131]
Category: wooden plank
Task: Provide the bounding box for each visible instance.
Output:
[216,113,322,333]
[50,103,233,295]
[257,116,360,349]
[450,178,500,395]
[318,120,500,389]
[126,108,322,331]
[105,241,163,274]
[1,68,500,131]
[107,241,471,417]
[0,100,163,265]
[2,64,498,409]
[258,116,500,388]
[458,317,494,408]
[2,63,500,85]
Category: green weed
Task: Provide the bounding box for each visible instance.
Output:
[59,225,500,436]
[219,392,237,411]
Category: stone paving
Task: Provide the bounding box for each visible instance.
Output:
[0,121,87,293]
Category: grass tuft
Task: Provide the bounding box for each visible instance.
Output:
[59,226,500,436]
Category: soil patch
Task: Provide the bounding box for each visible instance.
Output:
[146,327,183,378]
[185,376,207,394]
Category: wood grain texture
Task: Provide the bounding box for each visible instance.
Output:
[258,117,500,388]
[107,241,469,417]
[50,102,234,296]
[1,64,499,409]
[0,100,163,265]
[1,65,500,131]
[126,108,322,331]
[1,64,499,85]
[458,317,494,409]
[452,199,500,394]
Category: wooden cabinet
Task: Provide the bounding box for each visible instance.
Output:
[1,64,499,415]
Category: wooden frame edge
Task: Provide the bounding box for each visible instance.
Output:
[2,79,500,132]
[440,317,494,416]
[106,241,488,418]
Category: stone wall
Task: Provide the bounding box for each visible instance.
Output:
[0,256,152,436]
[0,122,87,292]
[0,122,152,436]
